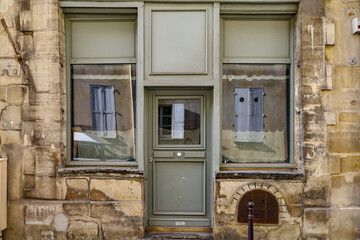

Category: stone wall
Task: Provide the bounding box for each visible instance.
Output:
[0,0,144,239]
[0,0,359,239]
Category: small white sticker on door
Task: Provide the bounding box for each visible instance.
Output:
[175,221,186,226]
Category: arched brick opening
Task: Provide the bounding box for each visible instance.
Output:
[237,189,279,224]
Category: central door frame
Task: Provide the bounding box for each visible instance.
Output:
[144,88,213,228]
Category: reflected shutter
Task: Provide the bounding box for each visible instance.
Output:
[234,88,264,142]
[172,103,185,139]
[103,86,116,138]
[90,86,105,133]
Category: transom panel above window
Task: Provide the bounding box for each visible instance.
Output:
[65,12,137,165]
[221,16,294,166]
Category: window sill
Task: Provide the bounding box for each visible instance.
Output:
[216,170,303,180]
[57,166,143,177]
[221,163,297,169]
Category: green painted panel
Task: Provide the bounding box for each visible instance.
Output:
[153,161,205,215]
[224,19,290,59]
[153,151,206,158]
[71,20,135,59]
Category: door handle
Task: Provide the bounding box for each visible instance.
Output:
[149,157,153,163]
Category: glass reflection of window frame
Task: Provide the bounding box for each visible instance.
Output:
[220,15,294,166]
[65,13,137,165]
[154,96,205,149]
[71,64,136,162]
[222,64,290,164]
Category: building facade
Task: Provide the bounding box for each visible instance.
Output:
[0,0,359,239]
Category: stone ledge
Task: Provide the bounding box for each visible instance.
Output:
[57,166,143,177]
[216,171,304,180]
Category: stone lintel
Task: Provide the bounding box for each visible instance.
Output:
[216,171,304,180]
[57,166,143,176]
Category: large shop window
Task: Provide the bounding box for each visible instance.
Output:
[66,15,136,163]
[221,18,293,165]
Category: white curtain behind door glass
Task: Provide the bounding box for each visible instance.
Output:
[172,103,185,139]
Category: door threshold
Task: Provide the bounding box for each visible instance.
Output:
[145,227,213,233]
[143,230,213,240]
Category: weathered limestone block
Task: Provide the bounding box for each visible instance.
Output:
[339,112,360,123]
[328,131,360,153]
[65,178,89,201]
[4,201,26,240]
[24,174,35,189]
[331,174,360,207]
[0,36,16,58]
[31,3,59,31]
[67,220,99,240]
[214,222,301,240]
[302,46,325,78]
[0,130,22,145]
[324,64,333,90]
[302,111,324,133]
[330,1,360,66]
[0,59,23,85]
[323,18,335,46]
[0,105,22,129]
[303,208,329,238]
[328,208,360,239]
[6,85,27,104]
[302,18,324,47]
[302,84,322,106]
[324,111,336,125]
[53,213,68,232]
[63,203,90,216]
[102,221,140,240]
[90,202,144,220]
[35,148,56,176]
[19,10,33,31]
[340,156,360,173]
[334,66,360,89]
[18,34,34,52]
[25,205,56,225]
[90,178,142,201]
[304,176,331,207]
[22,121,35,146]
[29,58,60,92]
[323,90,360,111]
[25,176,56,199]
[34,31,59,56]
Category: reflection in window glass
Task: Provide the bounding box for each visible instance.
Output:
[72,64,136,161]
[222,64,289,163]
[158,99,201,145]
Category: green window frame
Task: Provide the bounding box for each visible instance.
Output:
[64,9,140,166]
[220,15,296,168]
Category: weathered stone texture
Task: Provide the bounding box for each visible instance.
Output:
[328,132,360,153]
[90,178,142,201]
[65,178,89,201]
[67,220,99,240]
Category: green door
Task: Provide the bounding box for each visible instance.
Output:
[146,89,211,227]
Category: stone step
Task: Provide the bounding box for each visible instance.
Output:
[143,231,214,240]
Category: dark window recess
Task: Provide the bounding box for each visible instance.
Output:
[237,189,279,224]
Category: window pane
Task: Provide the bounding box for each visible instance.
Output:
[72,64,136,161]
[222,64,289,163]
[158,99,201,146]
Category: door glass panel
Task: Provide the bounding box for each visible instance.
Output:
[157,99,201,146]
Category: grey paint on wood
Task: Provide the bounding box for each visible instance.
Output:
[153,161,205,215]
[151,11,207,74]
[223,19,290,59]
[71,20,135,59]
[234,88,264,142]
